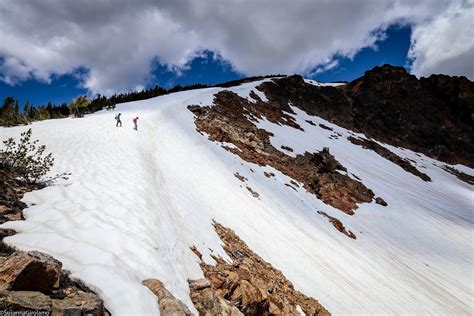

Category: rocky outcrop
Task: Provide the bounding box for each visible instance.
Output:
[0,288,104,314]
[189,92,374,214]
[0,250,105,314]
[442,165,474,185]
[348,66,474,168]
[189,278,243,316]
[0,162,106,314]
[347,136,431,182]
[317,211,356,239]
[0,251,61,292]
[0,290,51,311]
[189,222,330,315]
[257,65,474,168]
[143,279,192,316]
[375,197,388,206]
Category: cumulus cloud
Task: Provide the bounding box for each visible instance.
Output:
[0,0,471,94]
[408,1,474,79]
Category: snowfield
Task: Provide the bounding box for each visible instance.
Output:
[1,80,473,315]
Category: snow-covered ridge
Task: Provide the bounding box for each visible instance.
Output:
[1,79,473,314]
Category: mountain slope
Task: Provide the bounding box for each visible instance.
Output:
[1,74,473,314]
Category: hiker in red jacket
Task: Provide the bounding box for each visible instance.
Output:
[133,117,139,130]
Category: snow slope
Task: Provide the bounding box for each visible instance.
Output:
[1,80,473,315]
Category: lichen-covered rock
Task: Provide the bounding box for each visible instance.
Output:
[143,279,192,315]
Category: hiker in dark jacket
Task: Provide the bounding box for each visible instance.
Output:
[115,113,122,127]
[133,117,139,130]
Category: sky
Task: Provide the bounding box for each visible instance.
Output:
[0,0,473,107]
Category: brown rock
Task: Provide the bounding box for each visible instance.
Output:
[233,172,247,182]
[442,165,474,185]
[0,228,16,240]
[0,290,51,311]
[375,197,388,206]
[348,136,431,182]
[189,222,330,315]
[51,291,104,316]
[246,186,260,198]
[190,245,203,261]
[0,251,62,293]
[189,95,374,214]
[263,172,275,178]
[318,211,356,239]
[143,279,192,316]
[189,278,211,291]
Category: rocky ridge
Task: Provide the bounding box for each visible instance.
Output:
[189,222,330,315]
[258,65,474,168]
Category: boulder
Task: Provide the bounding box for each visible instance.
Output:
[0,290,51,311]
[51,291,104,316]
[0,251,62,292]
[188,278,211,291]
[143,279,192,316]
[375,197,388,206]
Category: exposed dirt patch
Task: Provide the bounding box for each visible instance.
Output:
[189,222,330,315]
[347,136,431,182]
[317,211,356,239]
[188,92,374,214]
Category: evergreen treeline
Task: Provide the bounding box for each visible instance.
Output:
[0,75,285,127]
[0,97,70,126]
[0,83,208,127]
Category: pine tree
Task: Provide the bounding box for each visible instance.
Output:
[24,101,30,115]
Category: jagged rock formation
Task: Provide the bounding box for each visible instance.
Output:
[189,222,330,315]
[258,65,474,167]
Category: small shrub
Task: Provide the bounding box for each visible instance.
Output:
[1,128,70,185]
